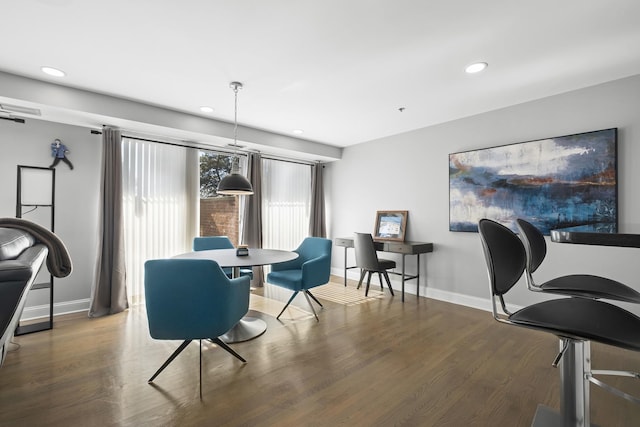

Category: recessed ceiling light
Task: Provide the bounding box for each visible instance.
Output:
[200,106,214,113]
[41,66,66,77]
[292,129,304,135]
[465,62,488,74]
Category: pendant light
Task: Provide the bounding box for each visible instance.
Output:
[217,81,254,195]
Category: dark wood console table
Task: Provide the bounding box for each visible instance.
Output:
[334,237,433,302]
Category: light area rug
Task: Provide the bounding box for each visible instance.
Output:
[310,281,385,306]
[249,281,385,322]
[250,293,315,321]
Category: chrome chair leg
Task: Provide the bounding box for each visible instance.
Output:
[305,290,323,308]
[277,291,299,319]
[210,337,246,363]
[303,291,319,321]
[148,339,191,383]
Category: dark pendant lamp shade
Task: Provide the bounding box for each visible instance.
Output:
[216,81,254,196]
[217,158,254,195]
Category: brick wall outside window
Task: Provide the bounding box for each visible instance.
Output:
[199,197,239,246]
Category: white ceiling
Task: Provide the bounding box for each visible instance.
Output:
[2,0,640,148]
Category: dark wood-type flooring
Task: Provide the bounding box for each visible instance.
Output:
[1,277,639,426]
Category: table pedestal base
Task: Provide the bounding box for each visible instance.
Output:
[220,316,267,343]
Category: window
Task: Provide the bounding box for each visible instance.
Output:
[121,138,199,303]
[262,158,311,250]
[121,141,312,302]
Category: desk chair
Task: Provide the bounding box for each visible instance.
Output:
[266,237,331,322]
[353,232,395,297]
[193,236,254,279]
[144,258,250,395]
[516,219,640,303]
[478,219,640,426]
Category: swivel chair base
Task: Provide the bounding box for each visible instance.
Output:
[276,290,323,322]
[531,338,640,427]
[531,405,600,427]
[530,339,595,426]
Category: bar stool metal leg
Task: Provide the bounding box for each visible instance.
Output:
[560,339,590,426]
[532,339,593,427]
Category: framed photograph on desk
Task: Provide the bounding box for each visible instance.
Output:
[374,210,408,241]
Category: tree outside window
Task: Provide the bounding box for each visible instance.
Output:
[199,152,239,244]
[199,152,232,198]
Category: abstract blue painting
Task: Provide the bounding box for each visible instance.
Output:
[449,128,617,234]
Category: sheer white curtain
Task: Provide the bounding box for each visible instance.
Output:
[261,159,311,251]
[121,138,199,304]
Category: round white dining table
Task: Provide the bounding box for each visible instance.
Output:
[172,248,298,343]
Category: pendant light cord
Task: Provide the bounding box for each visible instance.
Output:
[233,84,239,146]
[230,81,243,173]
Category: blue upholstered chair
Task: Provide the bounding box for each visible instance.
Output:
[144,258,250,394]
[266,237,332,321]
[193,236,253,279]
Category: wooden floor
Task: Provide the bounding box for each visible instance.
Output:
[1,277,639,426]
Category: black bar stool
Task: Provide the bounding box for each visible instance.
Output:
[479,218,640,426]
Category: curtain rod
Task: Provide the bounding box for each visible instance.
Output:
[91,129,243,157]
[260,154,317,166]
[0,116,25,123]
[91,129,320,166]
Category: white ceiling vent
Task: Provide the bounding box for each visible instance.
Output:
[0,103,41,116]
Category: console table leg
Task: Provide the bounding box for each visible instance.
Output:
[401,254,406,302]
[344,246,348,286]
[416,254,420,298]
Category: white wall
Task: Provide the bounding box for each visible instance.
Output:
[327,74,640,315]
[3,74,640,319]
[0,118,102,317]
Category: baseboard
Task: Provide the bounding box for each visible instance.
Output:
[20,298,90,321]
[422,286,491,311]
[331,268,522,313]
[20,275,523,321]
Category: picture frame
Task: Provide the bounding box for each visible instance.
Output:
[374,210,408,241]
[449,128,618,234]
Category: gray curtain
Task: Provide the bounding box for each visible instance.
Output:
[89,127,128,317]
[242,152,264,286]
[309,163,327,237]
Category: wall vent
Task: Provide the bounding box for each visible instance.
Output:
[0,103,41,116]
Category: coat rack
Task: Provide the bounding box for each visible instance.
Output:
[15,165,55,335]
